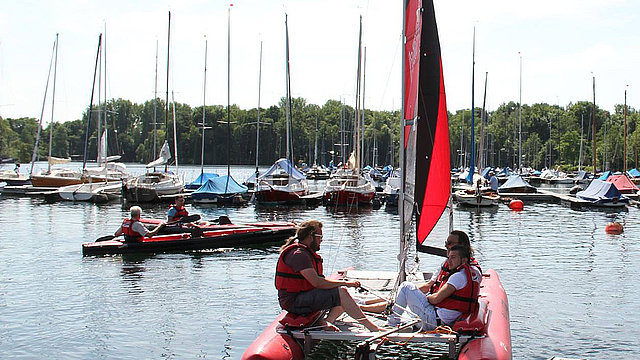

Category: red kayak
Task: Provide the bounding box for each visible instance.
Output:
[82,220,296,256]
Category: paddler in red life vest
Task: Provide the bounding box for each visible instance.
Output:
[275,220,380,332]
[114,206,165,242]
[167,195,189,222]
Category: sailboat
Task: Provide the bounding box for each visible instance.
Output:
[323,16,375,206]
[192,8,248,204]
[255,14,308,204]
[243,2,511,359]
[305,115,330,180]
[122,12,184,203]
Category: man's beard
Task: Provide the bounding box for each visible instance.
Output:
[310,237,320,252]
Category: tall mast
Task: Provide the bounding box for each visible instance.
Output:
[592,75,597,175]
[355,15,363,171]
[30,35,57,176]
[225,5,231,192]
[153,40,159,161]
[48,34,59,173]
[284,14,293,164]
[83,34,102,171]
[361,46,367,168]
[518,52,522,171]
[165,11,171,173]
[255,40,263,176]
[200,38,208,176]
[578,114,584,171]
[466,28,476,184]
[624,86,628,172]
[96,32,102,166]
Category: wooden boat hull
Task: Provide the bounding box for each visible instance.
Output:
[83,222,296,256]
[30,174,82,187]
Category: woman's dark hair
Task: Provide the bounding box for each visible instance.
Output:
[280,220,323,252]
[450,230,474,258]
[450,244,471,262]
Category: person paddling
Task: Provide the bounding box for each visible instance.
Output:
[114,206,164,242]
[275,220,380,332]
[167,195,189,222]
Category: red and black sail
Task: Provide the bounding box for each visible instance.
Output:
[403,0,450,254]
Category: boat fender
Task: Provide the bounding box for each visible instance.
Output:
[509,199,524,211]
[605,222,623,234]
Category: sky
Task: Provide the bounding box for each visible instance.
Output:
[0,0,638,125]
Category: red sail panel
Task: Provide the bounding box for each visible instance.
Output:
[403,0,422,147]
[414,0,451,251]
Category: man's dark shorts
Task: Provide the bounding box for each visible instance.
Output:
[289,287,340,315]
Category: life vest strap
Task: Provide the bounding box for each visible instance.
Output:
[275,271,305,279]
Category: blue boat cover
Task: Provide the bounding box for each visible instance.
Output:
[576,179,626,203]
[481,167,494,179]
[382,164,393,173]
[598,170,611,181]
[496,168,512,177]
[498,174,536,192]
[186,172,219,190]
[259,158,306,181]
[193,175,247,195]
[369,168,382,177]
[628,168,640,178]
[362,165,372,172]
[575,170,589,180]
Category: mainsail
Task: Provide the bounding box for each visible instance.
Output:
[403,0,450,254]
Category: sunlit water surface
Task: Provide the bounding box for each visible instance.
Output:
[1,163,639,359]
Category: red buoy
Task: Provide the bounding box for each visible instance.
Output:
[605,222,623,234]
[509,199,524,211]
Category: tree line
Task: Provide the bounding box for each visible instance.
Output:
[1,97,639,173]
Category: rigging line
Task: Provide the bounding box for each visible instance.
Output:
[380,33,403,107]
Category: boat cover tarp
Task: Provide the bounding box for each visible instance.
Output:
[146,141,172,168]
[576,179,626,202]
[369,168,382,177]
[498,175,536,192]
[496,168,512,177]
[193,175,247,195]
[258,158,306,181]
[598,170,611,180]
[628,168,640,178]
[187,172,219,189]
[606,174,639,193]
[576,170,589,181]
[481,167,494,179]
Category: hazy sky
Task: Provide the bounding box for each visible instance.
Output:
[0,0,638,125]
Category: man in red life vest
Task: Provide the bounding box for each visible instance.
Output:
[167,195,189,222]
[114,206,164,242]
[275,220,380,332]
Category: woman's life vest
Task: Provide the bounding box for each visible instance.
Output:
[122,218,143,242]
[275,242,323,293]
[433,263,480,316]
[169,205,188,221]
[430,257,482,294]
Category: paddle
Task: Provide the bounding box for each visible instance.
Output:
[95,214,201,242]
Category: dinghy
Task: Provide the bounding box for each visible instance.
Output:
[243,2,511,359]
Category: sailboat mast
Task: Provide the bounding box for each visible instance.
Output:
[624,86,628,172]
[362,46,367,168]
[96,34,102,167]
[284,14,292,164]
[255,40,263,176]
[226,6,231,192]
[82,34,102,171]
[30,35,57,176]
[592,75,597,174]
[48,34,59,173]
[399,1,407,284]
[465,28,476,184]
[314,114,318,166]
[172,91,178,175]
[165,11,171,173]
[518,52,522,172]
[579,114,584,171]
[200,38,208,176]
[354,15,363,171]
[153,40,159,161]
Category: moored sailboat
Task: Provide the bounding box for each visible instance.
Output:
[243,2,511,359]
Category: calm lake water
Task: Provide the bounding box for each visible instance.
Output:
[1,163,639,359]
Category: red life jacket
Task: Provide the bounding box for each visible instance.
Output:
[434,263,480,316]
[430,257,482,294]
[122,218,143,242]
[169,205,188,220]
[275,242,323,293]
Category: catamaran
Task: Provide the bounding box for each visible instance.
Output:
[243,2,512,359]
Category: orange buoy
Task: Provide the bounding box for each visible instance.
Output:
[509,199,524,211]
[605,222,623,234]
